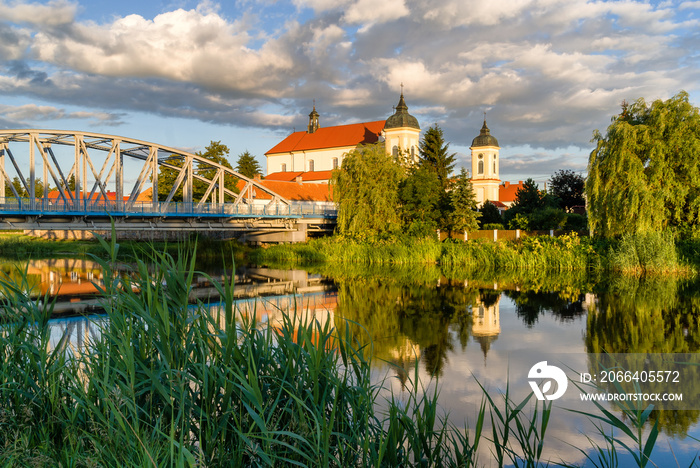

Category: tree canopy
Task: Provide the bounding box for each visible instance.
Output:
[235,151,262,179]
[158,141,239,202]
[447,169,481,232]
[419,125,456,190]
[331,143,404,238]
[549,169,585,211]
[586,91,700,238]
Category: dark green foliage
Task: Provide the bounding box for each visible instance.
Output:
[447,168,480,232]
[510,178,545,214]
[158,141,240,202]
[157,155,186,201]
[419,125,456,190]
[565,213,588,232]
[4,176,26,198]
[399,164,442,231]
[4,176,49,198]
[194,141,239,201]
[529,206,567,230]
[332,143,404,238]
[479,200,503,227]
[549,169,585,211]
[587,91,700,238]
[505,178,567,230]
[235,150,262,178]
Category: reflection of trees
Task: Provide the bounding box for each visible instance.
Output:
[504,290,586,327]
[333,276,479,378]
[585,276,700,436]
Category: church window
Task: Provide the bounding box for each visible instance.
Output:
[281,163,286,172]
[411,146,415,158]
[478,154,484,175]
[332,158,338,169]
[493,155,497,174]
[309,160,315,172]
[392,145,399,157]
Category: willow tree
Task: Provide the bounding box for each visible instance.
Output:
[331,143,404,238]
[586,91,700,238]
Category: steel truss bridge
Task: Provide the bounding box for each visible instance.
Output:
[0,130,335,240]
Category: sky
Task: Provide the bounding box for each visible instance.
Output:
[1,0,699,184]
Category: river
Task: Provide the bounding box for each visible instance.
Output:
[7,257,700,467]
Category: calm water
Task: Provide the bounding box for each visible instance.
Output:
[9,258,700,467]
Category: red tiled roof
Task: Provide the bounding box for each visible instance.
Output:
[47,190,130,202]
[499,181,526,203]
[265,120,386,155]
[238,180,333,202]
[265,171,333,182]
[264,172,304,182]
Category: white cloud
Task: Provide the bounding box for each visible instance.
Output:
[30,7,298,96]
[0,0,698,159]
[0,0,77,26]
[344,0,409,27]
[0,103,124,126]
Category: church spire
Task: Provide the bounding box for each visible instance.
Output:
[308,101,319,133]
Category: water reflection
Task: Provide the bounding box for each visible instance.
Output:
[13,258,700,466]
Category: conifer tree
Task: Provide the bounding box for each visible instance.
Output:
[235,151,262,178]
[448,168,481,232]
[419,124,456,190]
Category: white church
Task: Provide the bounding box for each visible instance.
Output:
[264,92,519,206]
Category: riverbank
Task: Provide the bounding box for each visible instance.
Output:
[0,244,667,466]
[0,232,252,265]
[252,231,697,276]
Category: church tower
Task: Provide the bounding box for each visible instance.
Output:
[470,118,500,205]
[383,90,420,161]
[308,104,320,133]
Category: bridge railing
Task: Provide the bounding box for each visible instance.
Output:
[0,198,337,218]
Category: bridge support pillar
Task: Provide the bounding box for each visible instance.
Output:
[243,222,308,244]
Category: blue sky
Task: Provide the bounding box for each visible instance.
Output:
[1,0,699,184]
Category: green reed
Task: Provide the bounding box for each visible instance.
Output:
[0,235,688,466]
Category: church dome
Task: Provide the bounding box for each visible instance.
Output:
[384,93,420,130]
[471,119,499,147]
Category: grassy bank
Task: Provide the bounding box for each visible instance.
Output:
[0,239,671,467]
[252,232,696,275]
[0,232,251,265]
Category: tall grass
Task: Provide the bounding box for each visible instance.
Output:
[0,236,482,466]
[0,236,683,466]
[607,231,688,274]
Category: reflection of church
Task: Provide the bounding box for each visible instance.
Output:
[471,291,501,358]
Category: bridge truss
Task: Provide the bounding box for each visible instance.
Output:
[0,130,333,237]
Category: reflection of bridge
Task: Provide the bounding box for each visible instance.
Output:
[0,130,336,241]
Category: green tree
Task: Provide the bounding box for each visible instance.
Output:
[419,125,456,190]
[194,141,239,202]
[157,156,186,202]
[235,151,262,179]
[505,178,566,230]
[549,169,585,211]
[5,177,26,198]
[479,200,503,227]
[331,143,404,238]
[447,168,480,232]
[399,164,442,235]
[586,91,700,238]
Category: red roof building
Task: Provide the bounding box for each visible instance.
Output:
[265,94,421,176]
[498,181,526,207]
